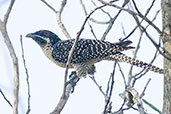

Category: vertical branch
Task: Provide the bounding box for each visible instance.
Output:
[161,0,171,114]
[103,62,117,114]
[0,0,19,114]
[20,36,31,114]
[56,0,71,39]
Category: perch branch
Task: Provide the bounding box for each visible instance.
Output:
[50,4,106,114]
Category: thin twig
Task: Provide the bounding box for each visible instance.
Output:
[122,9,160,41]
[114,99,126,113]
[0,89,13,108]
[100,0,129,41]
[56,0,71,39]
[105,72,112,97]
[126,2,163,86]
[80,0,111,24]
[131,0,161,34]
[141,25,171,60]
[20,35,31,114]
[87,21,98,39]
[127,0,159,79]
[140,79,151,98]
[97,1,162,34]
[41,0,71,39]
[117,63,127,89]
[131,47,159,87]
[103,62,117,114]
[128,10,161,85]
[40,0,57,13]
[89,76,107,99]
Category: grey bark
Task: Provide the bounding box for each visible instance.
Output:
[161,0,171,114]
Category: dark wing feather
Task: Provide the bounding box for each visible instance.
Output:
[52,39,133,64]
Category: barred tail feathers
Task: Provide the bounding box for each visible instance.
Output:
[113,40,135,52]
[107,53,163,74]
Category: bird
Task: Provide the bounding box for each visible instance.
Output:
[26,30,163,77]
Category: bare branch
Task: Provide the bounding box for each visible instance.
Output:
[63,4,106,96]
[51,4,107,114]
[0,0,19,114]
[97,1,162,35]
[56,0,71,39]
[140,79,151,98]
[3,0,15,25]
[127,0,157,76]
[41,0,71,39]
[40,0,57,13]
[80,0,111,24]
[132,48,159,86]
[100,0,129,41]
[87,21,98,39]
[117,63,127,89]
[89,75,107,98]
[50,72,79,114]
[20,35,31,114]
[0,89,13,108]
[131,0,161,34]
[103,62,117,114]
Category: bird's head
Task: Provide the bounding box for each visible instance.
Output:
[26,30,61,48]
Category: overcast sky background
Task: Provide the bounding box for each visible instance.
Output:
[0,0,163,114]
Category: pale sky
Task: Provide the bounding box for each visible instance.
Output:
[0,0,163,114]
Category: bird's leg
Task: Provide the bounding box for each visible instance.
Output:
[66,71,80,93]
[87,64,96,75]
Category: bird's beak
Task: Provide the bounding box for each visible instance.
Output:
[25,33,47,47]
[25,33,34,38]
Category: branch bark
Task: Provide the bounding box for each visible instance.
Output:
[161,0,171,113]
[0,0,19,114]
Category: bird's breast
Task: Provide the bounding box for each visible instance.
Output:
[42,46,74,68]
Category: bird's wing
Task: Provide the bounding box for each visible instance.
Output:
[51,39,134,64]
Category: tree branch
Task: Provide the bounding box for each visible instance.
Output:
[103,62,117,114]
[51,4,107,114]
[41,0,71,39]
[161,0,171,113]
[0,89,13,108]
[0,0,19,114]
[20,35,31,114]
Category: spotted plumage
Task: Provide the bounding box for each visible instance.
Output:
[26,30,164,76]
[52,39,134,64]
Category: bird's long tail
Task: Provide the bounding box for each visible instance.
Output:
[107,53,163,74]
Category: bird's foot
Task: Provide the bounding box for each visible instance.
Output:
[66,71,80,93]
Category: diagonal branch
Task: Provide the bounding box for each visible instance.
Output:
[0,89,13,108]
[41,0,71,39]
[50,4,107,114]
[100,0,129,41]
[63,4,106,97]
[103,62,117,114]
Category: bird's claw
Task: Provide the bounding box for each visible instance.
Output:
[66,71,80,93]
